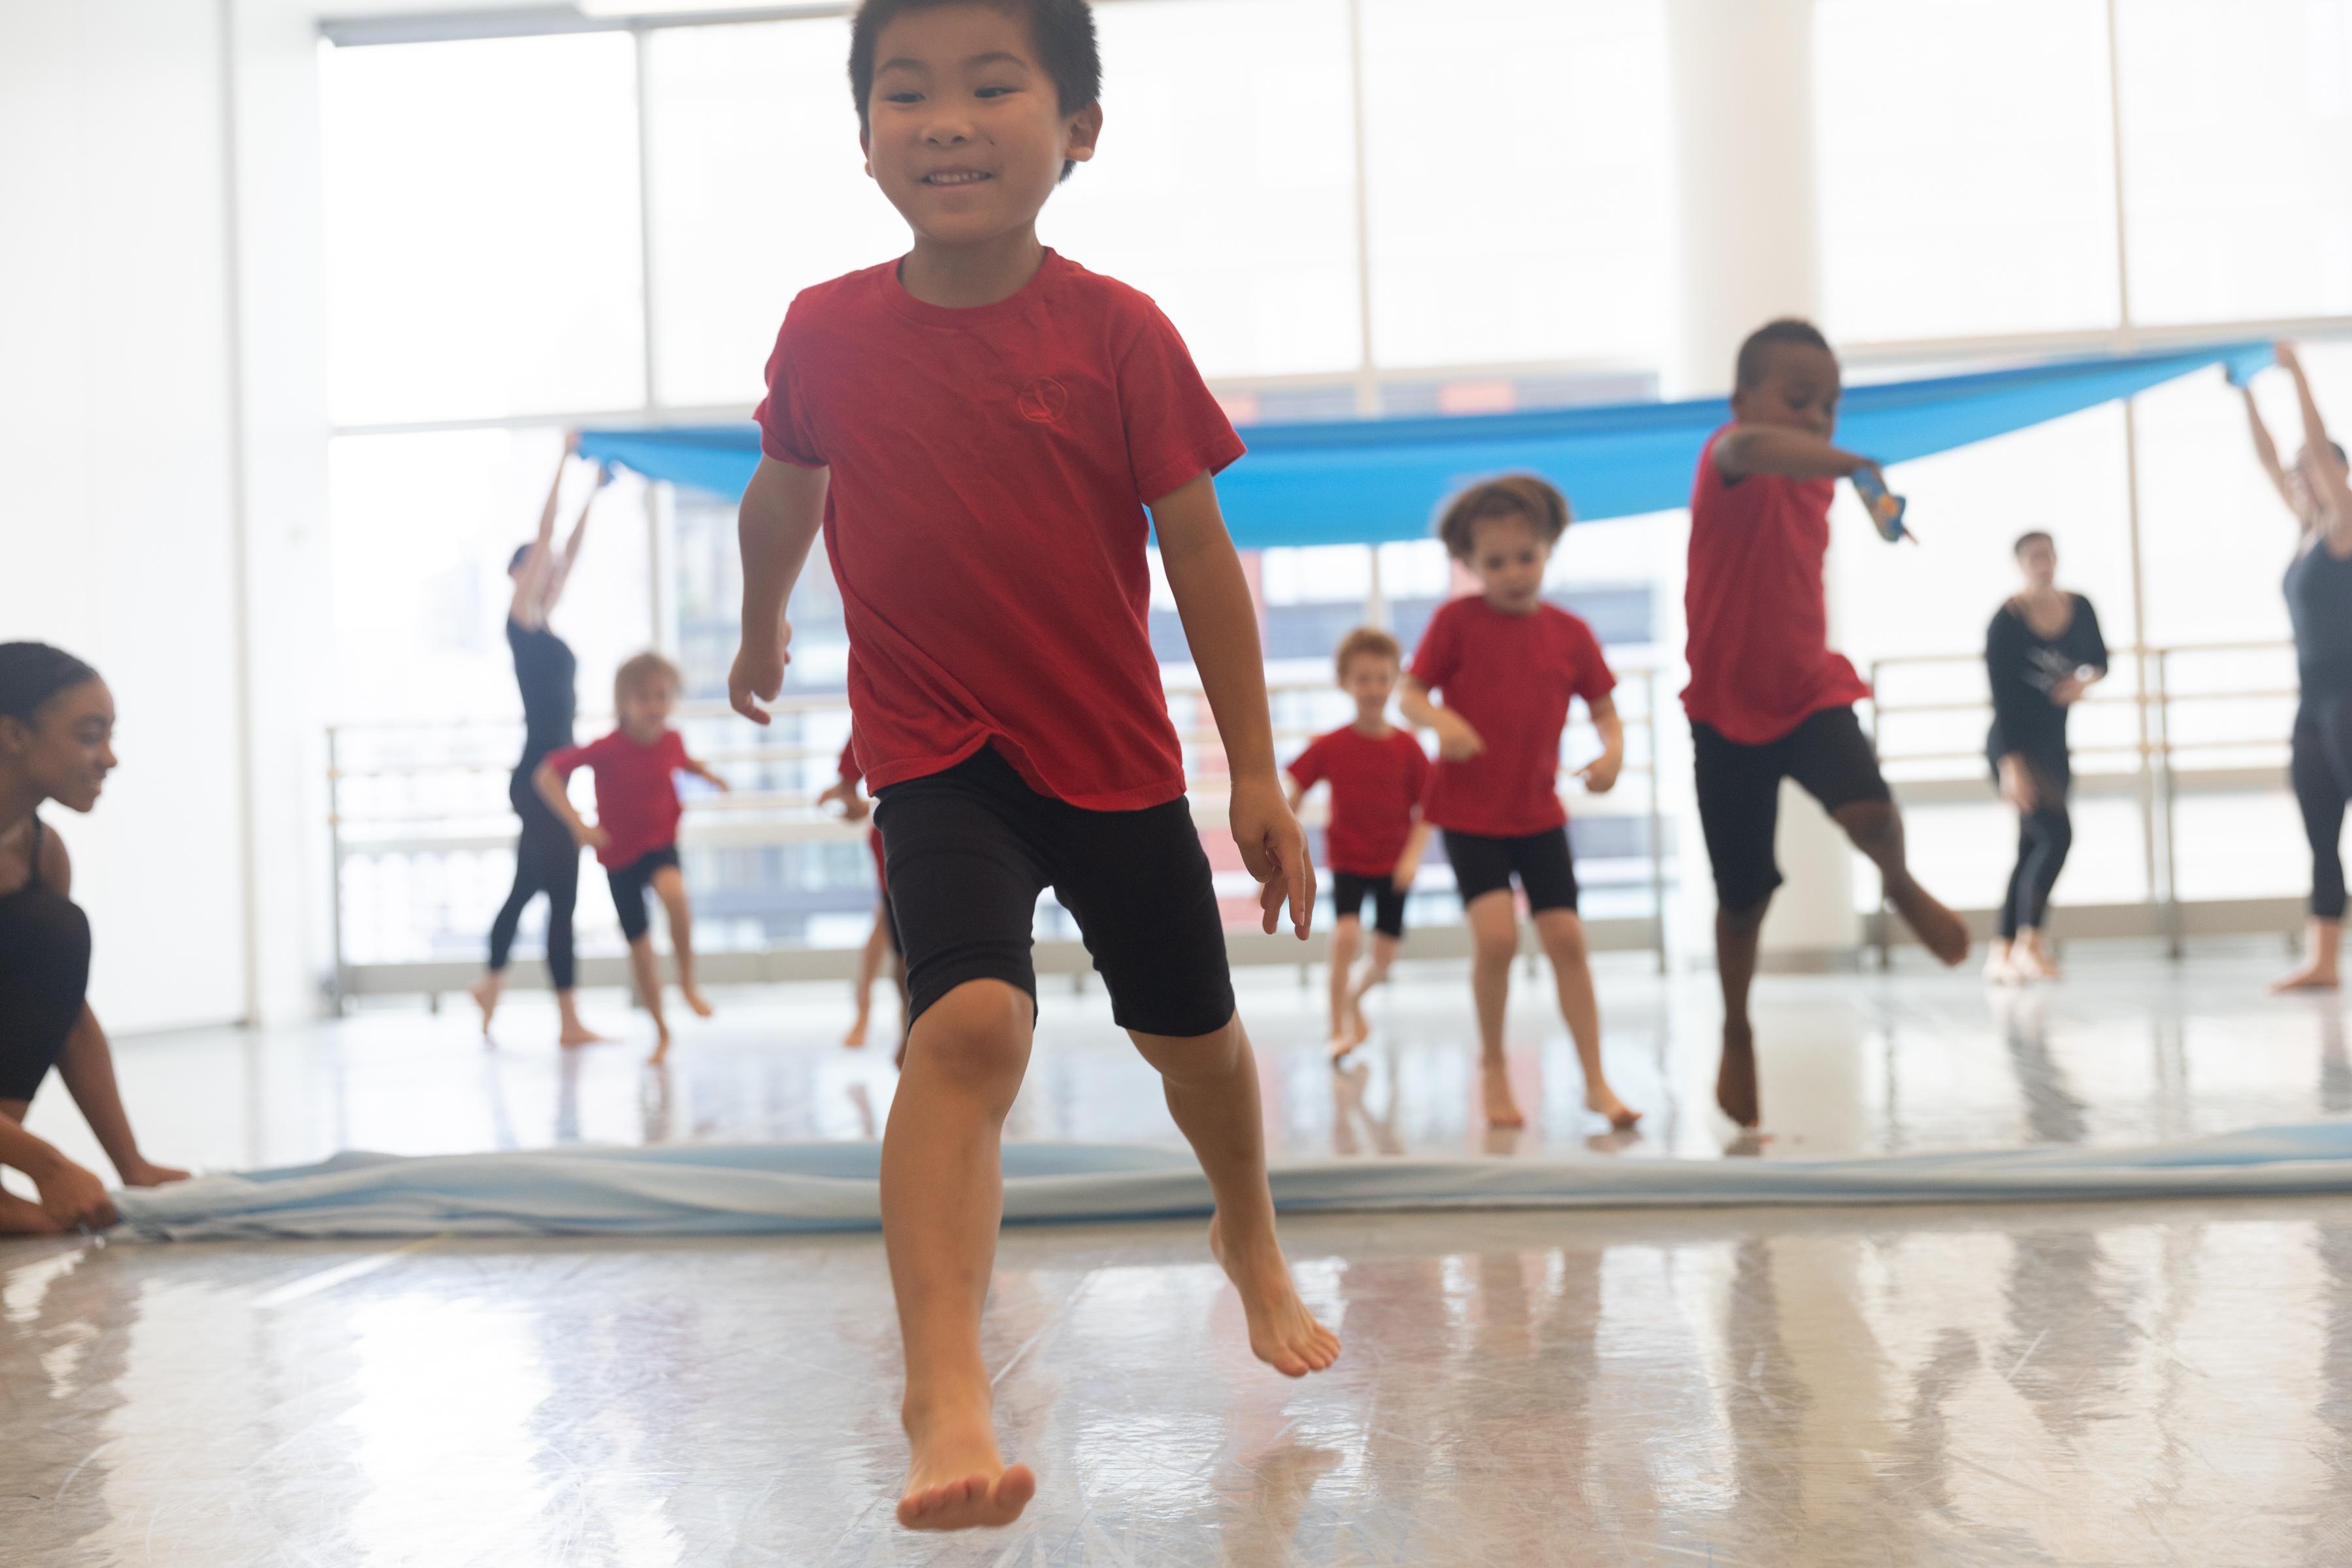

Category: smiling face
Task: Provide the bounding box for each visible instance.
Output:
[1,678,117,814]
[1731,342,1843,440]
[862,4,1102,250]
[1465,512,1553,615]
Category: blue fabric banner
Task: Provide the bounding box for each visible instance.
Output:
[580,340,2270,551]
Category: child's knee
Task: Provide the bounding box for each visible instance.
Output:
[1535,911,1588,964]
[1471,922,1518,966]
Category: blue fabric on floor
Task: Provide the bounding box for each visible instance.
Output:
[110,1120,2352,1240]
[579,340,2271,549]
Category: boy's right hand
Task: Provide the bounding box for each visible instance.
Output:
[1432,710,1485,762]
[728,616,794,726]
[36,1156,116,1231]
[575,824,610,853]
[817,777,870,822]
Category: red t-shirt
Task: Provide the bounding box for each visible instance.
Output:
[546,728,688,869]
[1682,425,1872,744]
[1410,597,1615,838]
[1286,725,1429,877]
[757,250,1247,811]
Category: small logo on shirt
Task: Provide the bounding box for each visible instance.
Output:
[1017,378,1068,425]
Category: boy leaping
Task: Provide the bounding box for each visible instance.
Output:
[1685,319,1970,1130]
[728,0,1337,1532]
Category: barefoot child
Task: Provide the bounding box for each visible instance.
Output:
[1399,476,1641,1134]
[1685,318,1970,1129]
[819,737,907,1056]
[728,0,1337,1532]
[1286,628,1430,1060]
[536,652,728,1062]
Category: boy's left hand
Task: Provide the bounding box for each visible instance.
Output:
[1231,775,1315,939]
[1577,752,1622,794]
[1390,857,1420,894]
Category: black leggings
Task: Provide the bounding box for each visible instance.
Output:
[1999,804,2073,938]
[488,776,580,990]
[0,885,91,1103]
[2293,693,2352,921]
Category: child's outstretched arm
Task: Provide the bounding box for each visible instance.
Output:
[684,757,732,793]
[1151,470,1315,939]
[534,760,606,851]
[1576,694,1625,794]
[728,457,831,726]
[1715,425,1882,487]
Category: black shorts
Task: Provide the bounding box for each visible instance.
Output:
[1443,826,1580,913]
[1693,706,1891,912]
[606,844,681,943]
[1330,871,1407,939]
[874,745,1235,1039]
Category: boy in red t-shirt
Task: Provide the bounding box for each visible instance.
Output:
[1400,476,1642,1135]
[536,652,730,1064]
[1685,318,1969,1130]
[727,0,1335,1533]
[1286,627,1431,1059]
[817,736,907,1059]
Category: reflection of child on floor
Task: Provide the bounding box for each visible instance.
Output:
[1400,476,1641,1135]
[819,738,907,1060]
[536,651,727,1063]
[1286,628,1430,1060]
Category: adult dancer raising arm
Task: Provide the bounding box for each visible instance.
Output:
[2247,343,2352,991]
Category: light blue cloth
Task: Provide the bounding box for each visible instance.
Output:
[111,1120,2352,1239]
[580,340,2272,550]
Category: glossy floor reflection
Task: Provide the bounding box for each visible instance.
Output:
[8,1198,2352,1565]
[10,949,2352,1564]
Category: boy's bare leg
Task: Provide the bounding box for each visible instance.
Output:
[1834,802,1968,965]
[627,936,671,1064]
[1715,900,1767,1129]
[651,866,713,1017]
[2272,916,2343,992]
[1463,892,1526,1128]
[847,910,890,1046]
[884,979,1037,1531]
[1128,1013,1341,1377]
[1326,917,1362,1058]
[1533,909,1639,1130]
[1341,932,1398,1049]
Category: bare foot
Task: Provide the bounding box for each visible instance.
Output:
[2271,962,2342,994]
[845,1008,871,1049]
[558,1021,612,1047]
[1346,1000,1373,1049]
[2011,941,2061,981]
[1480,1060,1525,1129]
[682,987,715,1019]
[1207,1213,1341,1377]
[1716,1017,1759,1129]
[898,1402,1036,1531]
[647,1025,672,1067]
[1584,1088,1643,1132]
[1328,1035,1358,1066]
[1892,883,1970,967]
[468,976,499,1037]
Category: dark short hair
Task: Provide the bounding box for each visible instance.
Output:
[1333,627,1401,679]
[1436,474,1572,562]
[2014,531,2055,556]
[1735,318,1835,390]
[0,642,100,725]
[849,0,1102,182]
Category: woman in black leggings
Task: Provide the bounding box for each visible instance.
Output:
[0,643,188,1233]
[2247,342,2352,991]
[471,436,612,1043]
[1984,533,2106,983]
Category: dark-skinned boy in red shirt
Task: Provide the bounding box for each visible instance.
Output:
[728,0,1336,1534]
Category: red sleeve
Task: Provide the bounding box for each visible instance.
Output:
[1408,602,1462,694]
[1286,735,1330,791]
[837,738,862,785]
[661,730,691,771]
[544,740,594,778]
[1403,737,1430,804]
[1117,301,1247,507]
[1567,617,1618,704]
[753,295,826,469]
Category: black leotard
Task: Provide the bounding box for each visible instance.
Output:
[489,619,583,988]
[0,816,92,1103]
[1985,594,2108,788]
[2287,542,2352,698]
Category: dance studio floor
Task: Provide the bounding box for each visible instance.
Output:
[8,949,2352,1564]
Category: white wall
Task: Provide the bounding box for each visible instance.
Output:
[0,0,250,1033]
[0,0,337,1033]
